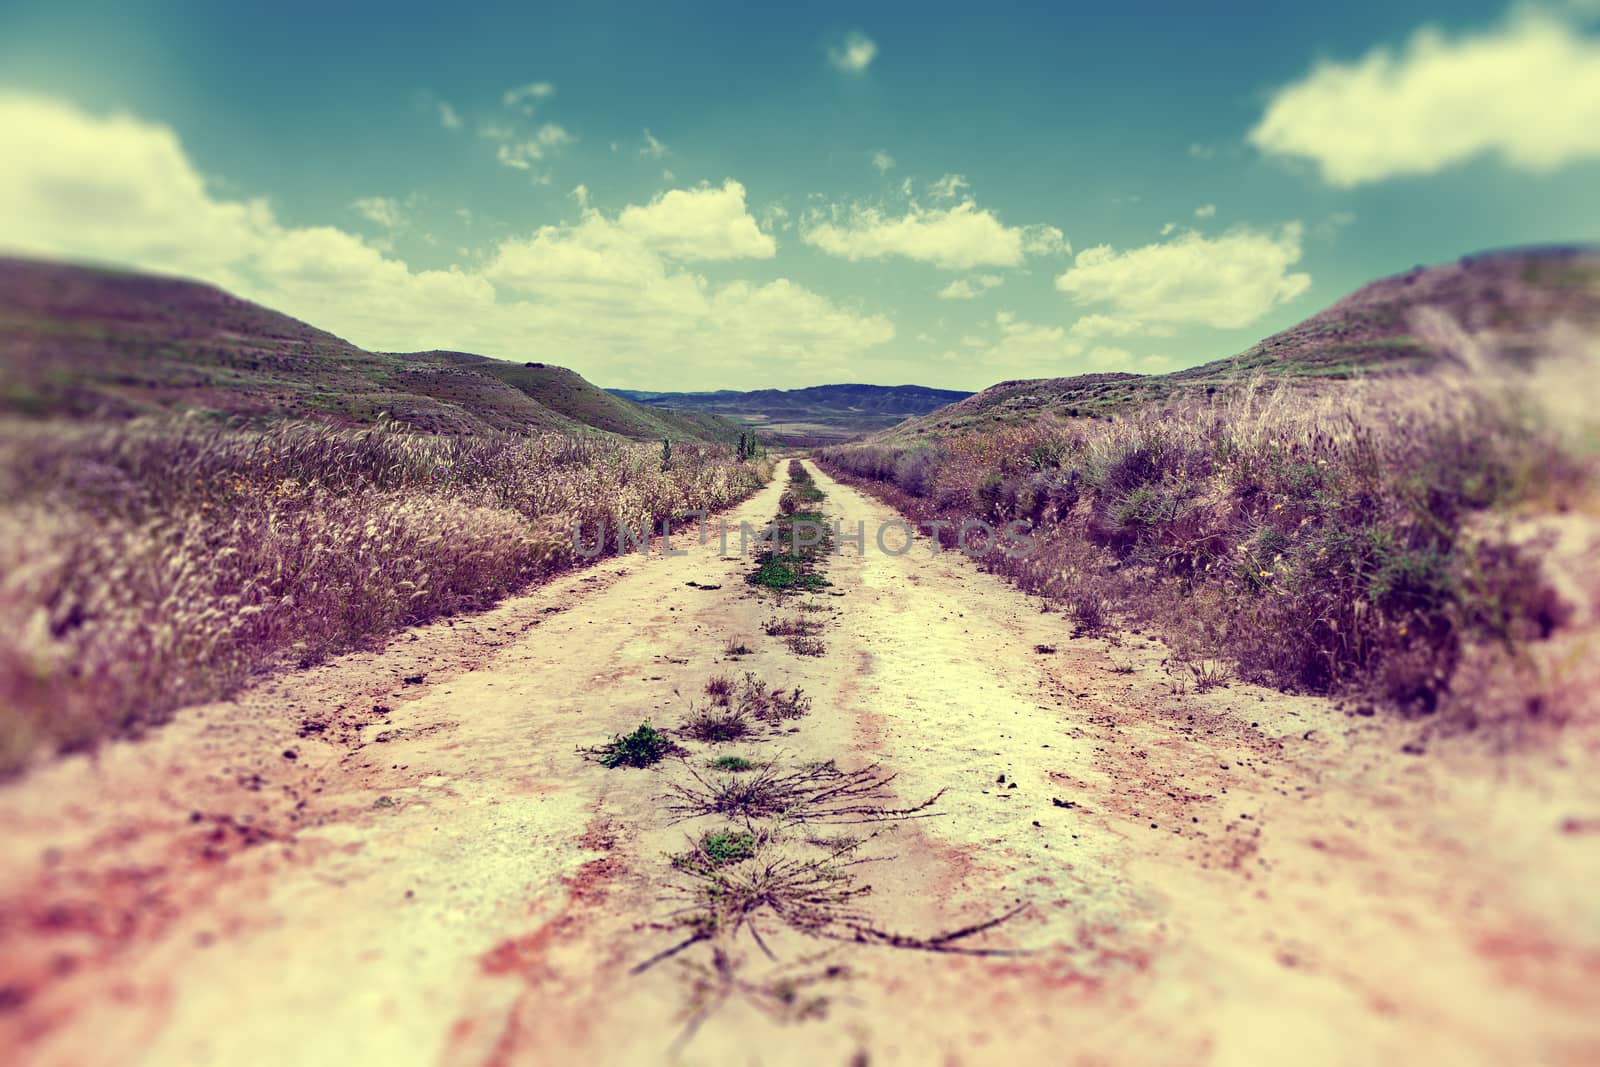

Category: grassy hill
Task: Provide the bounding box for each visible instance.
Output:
[0,257,740,442]
[608,383,973,445]
[892,247,1600,438]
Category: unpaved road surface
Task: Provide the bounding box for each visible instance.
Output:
[3,461,1599,1066]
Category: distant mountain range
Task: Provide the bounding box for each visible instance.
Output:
[607,384,974,446]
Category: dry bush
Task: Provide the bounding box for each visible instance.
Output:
[763,615,821,637]
[786,635,826,657]
[730,672,811,722]
[681,704,753,744]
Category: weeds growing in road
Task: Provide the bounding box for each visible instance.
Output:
[732,673,811,722]
[671,827,763,874]
[786,635,827,657]
[748,554,831,593]
[763,616,821,637]
[665,760,943,824]
[704,674,735,705]
[749,463,833,595]
[682,705,753,744]
[594,721,675,769]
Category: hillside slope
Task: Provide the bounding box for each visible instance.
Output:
[893,247,1600,437]
[0,257,738,441]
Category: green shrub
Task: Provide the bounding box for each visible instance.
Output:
[597,722,672,768]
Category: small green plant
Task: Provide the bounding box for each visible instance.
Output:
[672,827,761,874]
[748,552,830,592]
[710,755,756,772]
[597,722,672,768]
[724,637,754,657]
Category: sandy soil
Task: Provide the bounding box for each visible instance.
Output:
[2,461,1598,1066]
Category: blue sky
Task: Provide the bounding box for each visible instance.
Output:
[2,1,1599,390]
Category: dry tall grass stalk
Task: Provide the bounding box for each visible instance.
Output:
[0,419,770,772]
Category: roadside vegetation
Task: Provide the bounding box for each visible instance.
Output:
[820,359,1597,726]
[0,419,771,773]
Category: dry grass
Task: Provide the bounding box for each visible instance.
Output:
[820,351,1597,723]
[664,760,943,824]
[785,635,827,657]
[681,705,753,744]
[762,615,821,637]
[0,419,770,773]
[731,673,812,723]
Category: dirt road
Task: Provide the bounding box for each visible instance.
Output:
[3,461,1598,1066]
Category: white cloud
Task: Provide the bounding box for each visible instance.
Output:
[351,196,405,229]
[936,274,1003,300]
[1159,221,1177,237]
[1068,313,1140,339]
[761,201,792,233]
[927,173,970,200]
[437,102,463,130]
[945,310,1178,379]
[495,143,537,170]
[640,129,668,160]
[828,31,878,74]
[1064,313,1175,341]
[502,81,555,113]
[494,123,573,170]
[803,199,1066,270]
[1054,224,1311,329]
[0,91,279,281]
[1311,210,1358,241]
[1188,142,1216,160]
[0,91,889,389]
[1250,12,1600,186]
[614,180,776,261]
[1194,203,1216,219]
[871,149,895,173]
